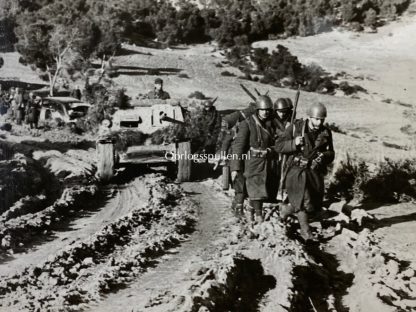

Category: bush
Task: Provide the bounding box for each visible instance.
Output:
[188,91,208,99]
[326,122,347,135]
[150,106,221,154]
[178,73,190,78]
[77,84,130,133]
[327,156,416,203]
[220,70,236,77]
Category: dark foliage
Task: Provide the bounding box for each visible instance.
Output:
[226,44,363,94]
[151,106,221,154]
[77,84,130,133]
[326,122,347,135]
[188,91,208,100]
[327,156,416,203]
[221,71,236,77]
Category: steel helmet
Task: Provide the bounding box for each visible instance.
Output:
[203,100,214,108]
[256,95,273,110]
[273,98,293,111]
[308,103,327,119]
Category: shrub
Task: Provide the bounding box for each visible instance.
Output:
[326,122,347,135]
[178,73,190,79]
[188,91,208,99]
[77,84,130,133]
[327,156,416,203]
[220,70,236,77]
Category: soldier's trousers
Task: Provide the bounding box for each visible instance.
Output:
[232,171,247,207]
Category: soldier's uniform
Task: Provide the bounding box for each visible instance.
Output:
[146,89,170,100]
[145,78,171,100]
[274,103,334,240]
[231,96,278,223]
[221,103,256,214]
[199,101,221,155]
[272,97,294,200]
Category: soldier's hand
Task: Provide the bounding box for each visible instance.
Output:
[231,171,238,181]
[295,136,304,146]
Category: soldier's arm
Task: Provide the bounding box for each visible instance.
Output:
[320,129,335,165]
[220,133,233,153]
[273,124,297,154]
[230,120,249,171]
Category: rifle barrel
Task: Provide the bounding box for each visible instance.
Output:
[240,84,257,101]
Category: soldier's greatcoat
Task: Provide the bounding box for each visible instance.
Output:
[274,119,335,212]
[231,114,278,201]
[220,104,256,154]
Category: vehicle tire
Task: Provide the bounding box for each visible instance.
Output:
[222,165,230,190]
[97,141,115,181]
[176,141,192,182]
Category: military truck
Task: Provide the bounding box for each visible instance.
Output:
[96,99,200,182]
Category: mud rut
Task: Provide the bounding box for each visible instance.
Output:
[2,165,409,311]
[0,180,149,278]
[89,181,240,312]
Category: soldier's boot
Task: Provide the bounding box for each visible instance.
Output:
[279,203,295,221]
[296,211,314,241]
[249,209,255,223]
[230,200,237,212]
[234,204,244,219]
[251,200,264,224]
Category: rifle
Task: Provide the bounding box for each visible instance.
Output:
[240,84,257,101]
[277,86,301,201]
[210,96,218,106]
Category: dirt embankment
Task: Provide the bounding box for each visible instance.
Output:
[0,139,98,253]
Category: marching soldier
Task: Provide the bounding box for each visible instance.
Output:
[273,98,293,136]
[272,97,294,201]
[231,95,278,224]
[274,103,335,241]
[219,102,256,216]
[200,99,221,155]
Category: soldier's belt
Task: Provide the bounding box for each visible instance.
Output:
[249,147,268,158]
[292,156,310,168]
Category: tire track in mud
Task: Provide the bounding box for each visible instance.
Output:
[0,177,149,278]
[0,174,197,311]
[88,180,240,312]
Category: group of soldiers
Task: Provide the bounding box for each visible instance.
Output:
[0,86,42,129]
[220,94,335,241]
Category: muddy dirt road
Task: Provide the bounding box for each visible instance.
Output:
[89,181,240,312]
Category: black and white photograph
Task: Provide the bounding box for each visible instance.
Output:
[1,0,416,311]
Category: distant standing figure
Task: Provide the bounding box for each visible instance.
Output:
[146,78,170,100]
[71,85,82,100]
[27,96,41,129]
[14,88,25,125]
[200,99,221,155]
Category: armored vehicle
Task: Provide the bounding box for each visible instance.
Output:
[96,99,199,182]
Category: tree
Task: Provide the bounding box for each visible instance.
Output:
[14,0,123,95]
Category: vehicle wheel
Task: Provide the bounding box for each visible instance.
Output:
[176,141,192,182]
[97,141,115,181]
